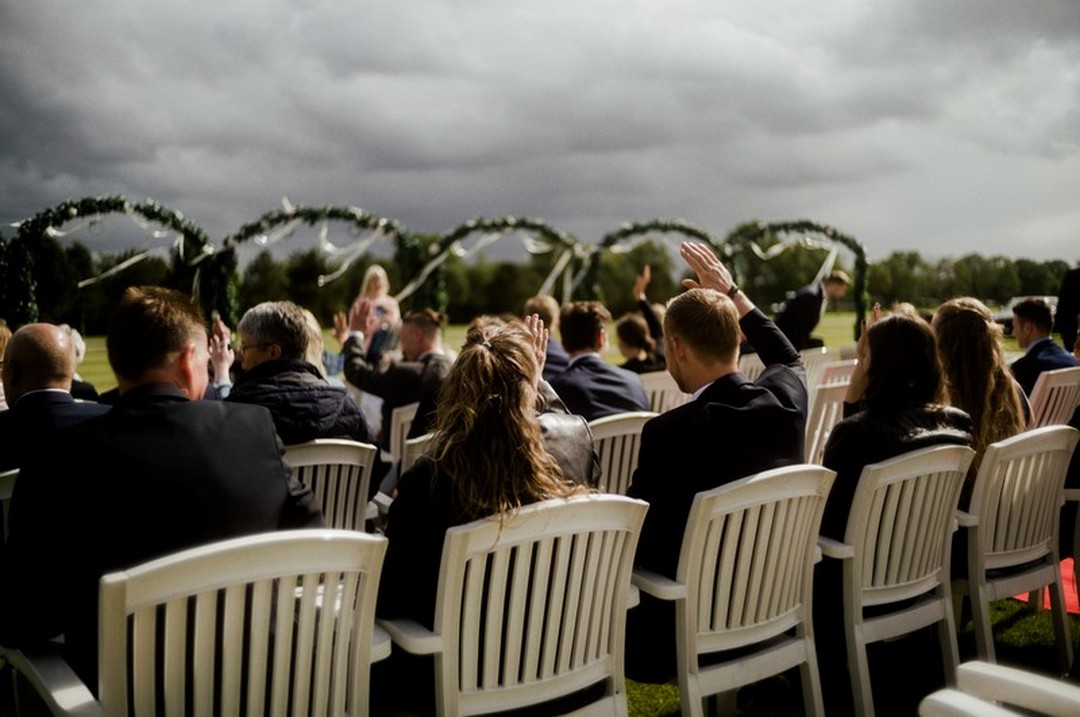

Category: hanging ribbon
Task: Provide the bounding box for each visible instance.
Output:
[394,242,457,303]
[537,247,575,298]
[317,227,391,286]
[77,251,153,288]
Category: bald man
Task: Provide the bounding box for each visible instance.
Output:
[0,323,110,472]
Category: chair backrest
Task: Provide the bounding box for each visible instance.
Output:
[388,401,420,462]
[97,529,387,717]
[800,346,831,390]
[676,465,835,659]
[805,382,848,464]
[845,445,975,607]
[431,494,647,717]
[1028,366,1080,428]
[401,432,434,474]
[738,353,765,381]
[588,411,657,494]
[0,468,16,545]
[966,426,1079,573]
[283,439,379,531]
[639,370,690,413]
[818,359,858,387]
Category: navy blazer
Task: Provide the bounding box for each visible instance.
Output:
[548,354,649,422]
[1011,337,1078,397]
[0,390,110,472]
[542,338,570,381]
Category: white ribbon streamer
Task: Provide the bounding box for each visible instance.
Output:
[77,251,152,288]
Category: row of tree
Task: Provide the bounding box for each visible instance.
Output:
[13,234,1077,335]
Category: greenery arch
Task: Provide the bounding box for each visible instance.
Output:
[427,216,582,309]
[581,219,725,301]
[222,203,427,319]
[723,220,869,341]
[0,196,214,326]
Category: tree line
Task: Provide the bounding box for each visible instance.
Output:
[12,234,1077,335]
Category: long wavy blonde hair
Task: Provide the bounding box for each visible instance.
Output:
[933,297,1025,462]
[430,321,582,518]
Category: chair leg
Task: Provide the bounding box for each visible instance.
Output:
[937,600,961,687]
[679,671,705,717]
[800,652,825,717]
[846,623,875,717]
[969,586,997,663]
[1048,577,1075,675]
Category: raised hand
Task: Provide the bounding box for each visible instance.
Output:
[633,264,652,301]
[524,313,549,375]
[679,242,735,294]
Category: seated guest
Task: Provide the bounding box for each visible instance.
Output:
[816,311,972,716]
[1010,297,1078,397]
[223,301,372,445]
[0,287,322,692]
[406,314,601,487]
[375,318,586,714]
[548,301,649,420]
[0,323,110,472]
[615,313,664,373]
[934,298,1027,501]
[525,294,569,380]
[59,324,99,401]
[625,243,807,683]
[339,306,453,449]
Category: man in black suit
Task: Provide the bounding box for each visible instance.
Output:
[0,323,110,472]
[0,287,323,692]
[773,269,852,351]
[625,242,808,682]
[340,307,453,449]
[1011,297,1078,396]
[548,301,649,421]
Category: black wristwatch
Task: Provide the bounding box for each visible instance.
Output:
[727,284,741,299]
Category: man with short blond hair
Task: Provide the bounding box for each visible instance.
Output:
[626,243,808,683]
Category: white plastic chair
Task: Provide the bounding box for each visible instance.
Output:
[804,382,848,465]
[387,401,420,463]
[953,426,1079,673]
[738,353,765,381]
[5,529,389,717]
[283,439,378,531]
[818,444,976,717]
[817,359,858,387]
[919,661,1080,716]
[0,468,16,545]
[378,494,647,717]
[1028,366,1080,428]
[632,465,836,717]
[401,432,434,474]
[800,346,831,391]
[588,411,658,495]
[639,371,690,413]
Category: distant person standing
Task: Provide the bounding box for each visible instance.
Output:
[347,265,401,362]
[773,269,852,350]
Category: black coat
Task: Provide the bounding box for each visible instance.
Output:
[226,359,372,445]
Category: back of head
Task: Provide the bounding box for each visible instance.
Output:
[2,323,75,403]
[864,314,943,410]
[402,308,446,342]
[108,286,206,383]
[559,301,611,353]
[663,288,739,365]
[825,269,852,288]
[237,301,310,362]
[933,297,1025,454]
[524,295,559,328]
[1012,298,1053,334]
[432,322,573,517]
[300,308,326,376]
[616,313,655,353]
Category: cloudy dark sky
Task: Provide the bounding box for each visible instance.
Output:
[3,1,1078,267]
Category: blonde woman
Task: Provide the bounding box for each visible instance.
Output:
[933,297,1027,502]
[347,264,400,353]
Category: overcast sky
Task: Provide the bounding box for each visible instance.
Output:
[2,1,1078,269]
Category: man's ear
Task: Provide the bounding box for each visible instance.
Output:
[597,327,607,353]
[176,342,200,398]
[266,343,283,360]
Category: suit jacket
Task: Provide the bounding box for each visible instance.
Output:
[342,337,453,449]
[0,390,111,472]
[1011,337,1079,397]
[548,354,649,421]
[0,383,323,690]
[624,308,806,683]
[542,338,570,381]
[773,281,825,351]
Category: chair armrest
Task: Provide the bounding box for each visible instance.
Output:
[376,618,443,655]
[818,536,853,560]
[631,568,686,601]
[957,661,1080,715]
[918,688,1018,717]
[371,624,392,663]
[955,510,978,528]
[373,492,394,515]
[3,645,102,716]
[627,584,640,609]
[1064,489,1080,502]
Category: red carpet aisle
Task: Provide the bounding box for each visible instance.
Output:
[1015,559,1080,613]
